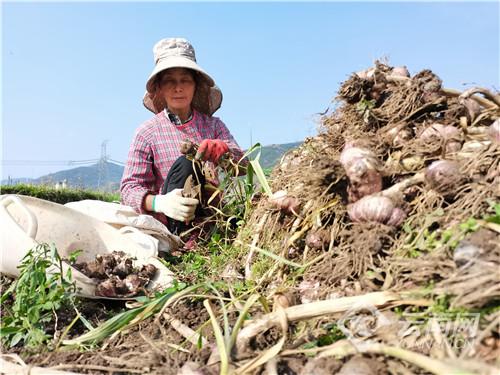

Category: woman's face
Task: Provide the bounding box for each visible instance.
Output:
[158,68,196,114]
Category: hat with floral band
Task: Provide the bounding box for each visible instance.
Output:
[142,38,222,116]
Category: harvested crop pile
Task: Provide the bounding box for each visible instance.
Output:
[233,61,500,373]
[74,251,157,297]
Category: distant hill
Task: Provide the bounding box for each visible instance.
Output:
[252,141,302,169]
[1,141,302,191]
[35,161,125,191]
[1,161,124,192]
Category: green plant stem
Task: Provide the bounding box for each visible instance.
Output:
[204,300,229,375]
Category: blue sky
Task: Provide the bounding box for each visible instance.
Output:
[2,1,499,180]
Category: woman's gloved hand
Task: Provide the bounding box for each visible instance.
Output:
[153,189,198,222]
[195,139,229,164]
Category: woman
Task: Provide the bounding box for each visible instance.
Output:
[121,38,245,235]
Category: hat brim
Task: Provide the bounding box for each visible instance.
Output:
[146,56,214,93]
[143,85,223,117]
[143,56,222,116]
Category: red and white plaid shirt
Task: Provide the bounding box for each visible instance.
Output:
[120,109,244,222]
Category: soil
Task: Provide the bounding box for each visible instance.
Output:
[4,299,212,375]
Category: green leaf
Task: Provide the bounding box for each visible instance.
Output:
[10,332,25,347]
[197,333,204,349]
[68,249,83,264]
[41,302,54,310]
[0,326,19,337]
[27,307,40,323]
[249,159,273,197]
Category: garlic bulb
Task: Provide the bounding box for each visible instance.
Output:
[453,240,480,267]
[348,195,406,227]
[390,66,410,78]
[387,207,407,227]
[305,229,330,250]
[340,144,383,202]
[298,280,320,304]
[425,160,461,194]
[419,123,463,153]
[386,125,412,147]
[393,128,413,147]
[459,140,491,157]
[355,67,375,80]
[488,119,500,143]
[269,190,301,215]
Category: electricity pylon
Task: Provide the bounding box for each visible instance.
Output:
[97,140,109,190]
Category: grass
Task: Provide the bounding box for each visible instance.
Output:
[0,244,78,348]
[1,184,119,204]
[400,202,500,259]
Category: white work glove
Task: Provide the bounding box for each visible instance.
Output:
[153,189,198,222]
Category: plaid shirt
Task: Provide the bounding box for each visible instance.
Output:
[120,109,244,223]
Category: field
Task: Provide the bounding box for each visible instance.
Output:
[1,62,499,374]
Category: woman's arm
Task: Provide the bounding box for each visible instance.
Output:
[120,132,156,214]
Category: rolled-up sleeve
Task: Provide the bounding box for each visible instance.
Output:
[120,131,155,214]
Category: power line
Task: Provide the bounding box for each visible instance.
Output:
[2,160,76,166]
[69,159,100,165]
[1,159,125,166]
[3,141,125,190]
[108,158,125,166]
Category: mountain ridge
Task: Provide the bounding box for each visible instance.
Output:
[1,141,302,191]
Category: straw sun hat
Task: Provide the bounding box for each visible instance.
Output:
[142,38,222,116]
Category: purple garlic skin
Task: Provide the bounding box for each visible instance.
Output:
[417,70,443,103]
[385,125,413,147]
[355,67,375,80]
[425,160,461,194]
[269,190,301,215]
[393,128,412,147]
[488,119,500,144]
[390,66,410,78]
[124,274,147,293]
[419,123,463,153]
[340,144,383,202]
[96,276,128,297]
[82,261,107,279]
[298,280,320,304]
[305,229,330,250]
[386,207,406,227]
[348,195,406,227]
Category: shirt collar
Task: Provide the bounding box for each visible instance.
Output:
[164,108,193,126]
